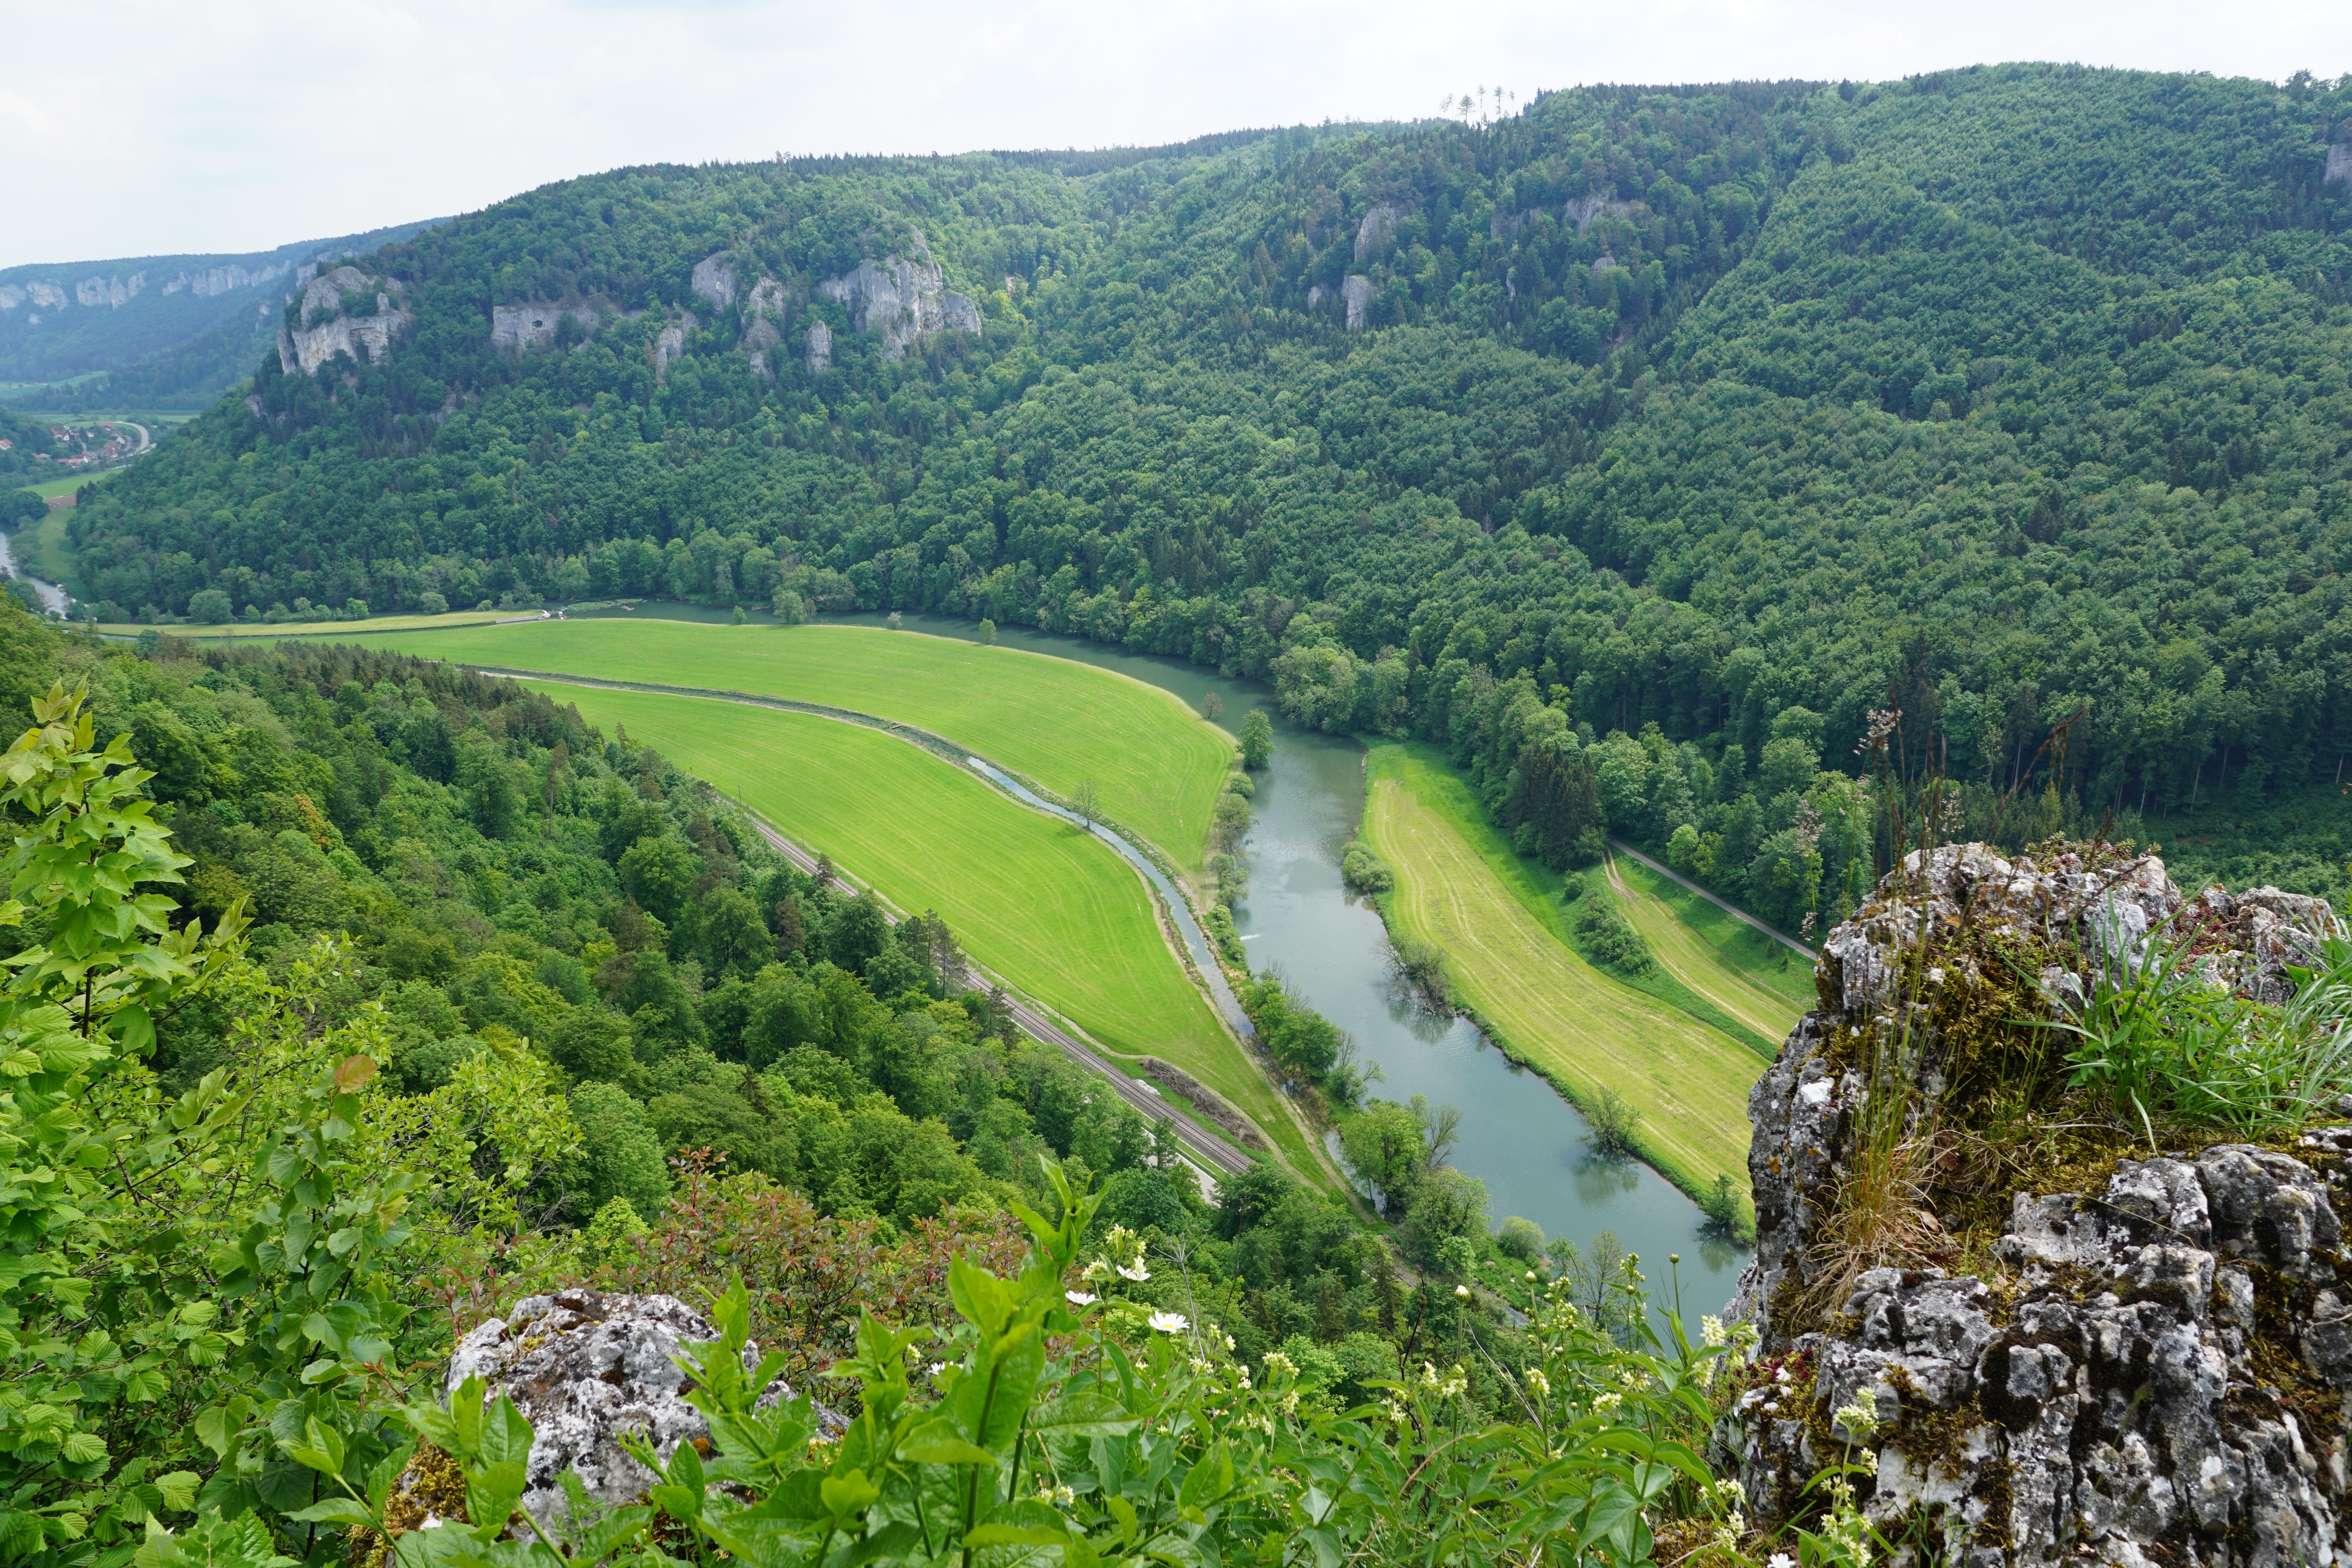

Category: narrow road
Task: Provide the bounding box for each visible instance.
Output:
[1607,837,1813,957]
[740,813,1250,1186]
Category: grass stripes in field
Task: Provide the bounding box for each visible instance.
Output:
[1364,742,1760,1207]
[319,621,1233,873]
[1607,853,1811,1046]
[525,681,1323,1178]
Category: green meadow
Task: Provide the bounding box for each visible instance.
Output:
[525,680,1325,1180]
[1606,851,1811,1046]
[323,620,1233,873]
[1364,743,1762,1213]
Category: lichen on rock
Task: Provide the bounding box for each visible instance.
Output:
[1731,843,2352,1566]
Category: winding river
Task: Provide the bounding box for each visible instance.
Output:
[780,609,1752,1310]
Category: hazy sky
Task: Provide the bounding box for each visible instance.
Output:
[2,0,2345,269]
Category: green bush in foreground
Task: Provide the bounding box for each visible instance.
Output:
[161,1166,1780,1568]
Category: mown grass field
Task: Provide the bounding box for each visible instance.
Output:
[121,609,514,639]
[1364,742,1762,1209]
[325,621,1233,873]
[527,680,1323,1179]
[1607,852,1811,1045]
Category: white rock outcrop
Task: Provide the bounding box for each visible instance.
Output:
[425,1289,844,1530]
[741,276,788,376]
[652,313,695,384]
[815,250,979,360]
[74,273,145,308]
[276,266,413,375]
[1306,283,1326,311]
[1566,189,1645,236]
[1354,204,1397,262]
[2328,143,2352,190]
[690,252,738,310]
[490,303,604,353]
[804,319,833,372]
[1340,274,1374,331]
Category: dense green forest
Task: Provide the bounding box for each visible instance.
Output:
[57,67,2352,896]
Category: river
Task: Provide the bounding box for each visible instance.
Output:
[748,608,1753,1316]
[0,526,71,616]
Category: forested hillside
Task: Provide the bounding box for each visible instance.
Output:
[64,67,2352,882]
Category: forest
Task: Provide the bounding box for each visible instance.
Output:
[34,69,2352,905]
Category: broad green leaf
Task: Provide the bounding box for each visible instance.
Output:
[287,1497,377,1528]
[818,1470,879,1517]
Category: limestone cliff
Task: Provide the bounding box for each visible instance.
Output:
[1731,844,2352,1566]
[815,249,979,360]
[490,303,608,353]
[1354,205,1397,263]
[276,265,412,375]
[1341,274,1374,331]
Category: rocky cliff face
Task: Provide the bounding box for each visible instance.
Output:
[490,303,608,353]
[277,265,413,375]
[1731,844,2351,1567]
[816,250,979,360]
[1341,274,1374,331]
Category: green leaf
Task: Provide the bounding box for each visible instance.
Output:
[287,1498,377,1528]
[1176,1439,1233,1510]
[464,1457,527,1537]
[818,1470,879,1517]
[60,1430,108,1464]
[897,1418,998,1467]
[947,1256,1013,1338]
[1025,1394,1140,1437]
[819,1523,920,1568]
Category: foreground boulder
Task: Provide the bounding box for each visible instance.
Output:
[1731,844,2349,1567]
[380,1288,843,1541]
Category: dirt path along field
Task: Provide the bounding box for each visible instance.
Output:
[1605,850,1806,1046]
[1365,749,1761,1206]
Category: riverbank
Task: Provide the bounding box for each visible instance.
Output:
[1363,742,1762,1229]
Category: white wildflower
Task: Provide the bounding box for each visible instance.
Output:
[1769,1555,1796,1568]
[1118,1261,1151,1283]
[1147,1310,1189,1334]
[1832,1396,1880,1440]
[1065,1290,1097,1307]
[1054,1485,1075,1508]
[1592,1391,1623,1417]
[1523,1368,1550,1398]
[1701,1315,1727,1348]
[1454,1284,1471,1299]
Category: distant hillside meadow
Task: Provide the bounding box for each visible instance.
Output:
[58,65,2352,892]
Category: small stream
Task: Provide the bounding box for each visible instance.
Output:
[568,603,1751,1319]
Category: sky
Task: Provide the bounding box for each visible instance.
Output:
[1,0,2345,269]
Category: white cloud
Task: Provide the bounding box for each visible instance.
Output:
[0,0,2343,267]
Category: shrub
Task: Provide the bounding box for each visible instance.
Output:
[1497,1214,1546,1261]
[1340,838,1393,893]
